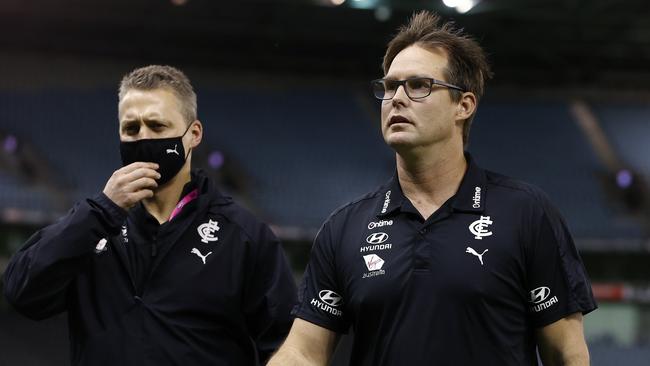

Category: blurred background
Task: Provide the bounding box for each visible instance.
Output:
[1,0,650,365]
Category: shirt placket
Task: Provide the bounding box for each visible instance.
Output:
[413,208,452,272]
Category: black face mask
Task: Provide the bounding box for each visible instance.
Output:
[119,123,192,186]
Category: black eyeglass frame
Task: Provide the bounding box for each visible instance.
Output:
[371,77,465,100]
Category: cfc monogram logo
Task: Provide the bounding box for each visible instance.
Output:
[469,216,493,240]
[197,219,220,243]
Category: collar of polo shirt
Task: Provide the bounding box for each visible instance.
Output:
[375,152,487,218]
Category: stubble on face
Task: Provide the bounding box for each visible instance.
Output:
[380,45,459,153]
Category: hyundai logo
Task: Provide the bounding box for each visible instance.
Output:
[529,286,551,304]
[318,290,342,307]
[366,232,389,244]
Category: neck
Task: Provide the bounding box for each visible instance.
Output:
[143,164,191,224]
[395,139,466,218]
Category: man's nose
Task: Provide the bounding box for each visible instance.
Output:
[391,85,409,105]
[138,127,155,140]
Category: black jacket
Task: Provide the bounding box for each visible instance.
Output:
[3,170,297,365]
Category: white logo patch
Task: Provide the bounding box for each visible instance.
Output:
[318,290,342,307]
[94,238,108,254]
[529,286,558,313]
[381,190,391,214]
[366,232,389,245]
[362,254,386,279]
[368,219,393,230]
[363,254,385,271]
[166,144,180,155]
[198,219,220,243]
[469,216,493,240]
[465,246,488,266]
[191,248,212,264]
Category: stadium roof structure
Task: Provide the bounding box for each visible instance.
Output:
[1,0,650,89]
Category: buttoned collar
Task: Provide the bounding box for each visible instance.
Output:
[450,153,487,213]
[375,152,487,218]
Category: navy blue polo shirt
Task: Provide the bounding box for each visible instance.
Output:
[293,154,597,365]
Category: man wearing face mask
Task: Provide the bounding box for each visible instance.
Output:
[3,65,297,366]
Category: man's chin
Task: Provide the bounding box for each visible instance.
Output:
[384,134,416,150]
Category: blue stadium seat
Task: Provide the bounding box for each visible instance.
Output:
[0,90,644,239]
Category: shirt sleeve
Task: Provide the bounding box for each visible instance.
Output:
[242,224,297,364]
[525,194,597,328]
[2,193,126,320]
[292,219,351,334]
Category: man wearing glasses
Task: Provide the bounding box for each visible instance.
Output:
[269,11,596,366]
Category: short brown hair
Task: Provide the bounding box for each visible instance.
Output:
[119,65,197,124]
[383,11,492,146]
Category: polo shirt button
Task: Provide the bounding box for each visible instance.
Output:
[419,228,427,235]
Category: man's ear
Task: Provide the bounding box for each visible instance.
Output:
[456,92,477,121]
[189,120,203,148]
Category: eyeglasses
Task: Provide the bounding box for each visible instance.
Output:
[371,77,465,100]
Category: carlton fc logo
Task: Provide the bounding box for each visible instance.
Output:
[366,232,389,245]
[197,219,220,243]
[469,216,493,240]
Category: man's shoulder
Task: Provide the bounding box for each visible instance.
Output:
[209,197,276,242]
[484,169,554,209]
[326,182,390,223]
[195,171,275,242]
